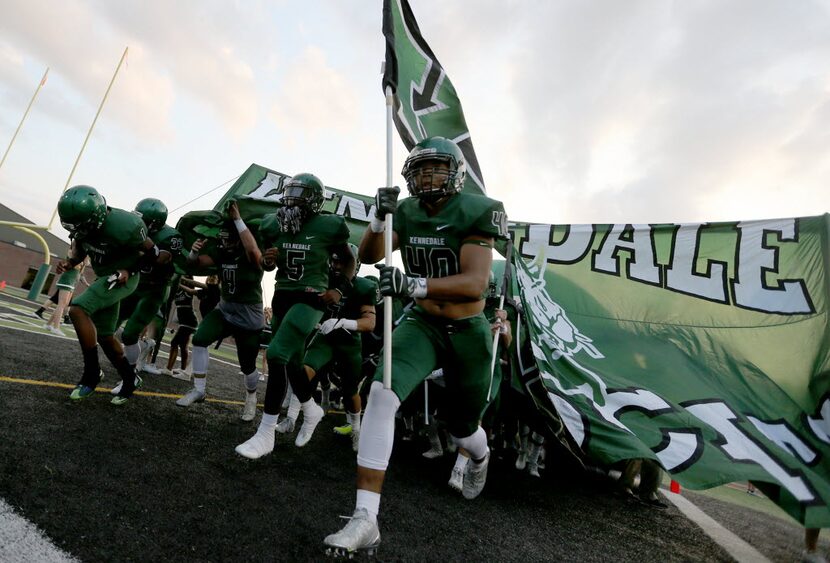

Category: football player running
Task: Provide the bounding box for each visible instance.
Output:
[324,137,509,556]
[235,173,354,459]
[279,243,378,451]
[111,198,184,393]
[176,200,267,421]
[56,185,155,405]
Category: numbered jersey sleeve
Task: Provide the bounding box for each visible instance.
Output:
[140,224,185,285]
[395,193,508,279]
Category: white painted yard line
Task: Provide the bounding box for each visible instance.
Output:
[0,498,79,563]
[661,490,772,563]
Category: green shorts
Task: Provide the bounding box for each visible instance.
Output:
[192,308,262,375]
[374,306,494,437]
[305,334,362,397]
[71,273,140,337]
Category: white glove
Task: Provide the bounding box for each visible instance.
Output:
[319,318,359,335]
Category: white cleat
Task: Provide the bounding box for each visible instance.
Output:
[295,402,324,447]
[46,325,64,336]
[171,368,191,381]
[234,429,275,460]
[241,391,257,421]
[323,508,380,558]
[462,451,490,500]
[176,387,206,407]
[422,445,443,459]
[110,381,123,396]
[141,364,162,375]
[448,467,464,493]
[276,417,295,434]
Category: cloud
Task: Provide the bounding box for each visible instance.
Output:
[269,46,359,136]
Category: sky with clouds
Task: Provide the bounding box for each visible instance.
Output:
[2,0,830,243]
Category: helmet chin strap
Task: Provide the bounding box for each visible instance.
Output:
[276,206,305,234]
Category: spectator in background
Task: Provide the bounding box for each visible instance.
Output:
[197,275,220,320]
[43,256,89,335]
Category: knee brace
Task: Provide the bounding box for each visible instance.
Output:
[356,381,401,471]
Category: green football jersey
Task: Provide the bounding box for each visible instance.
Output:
[76,207,147,277]
[139,224,184,288]
[260,212,350,293]
[215,247,264,304]
[394,193,508,279]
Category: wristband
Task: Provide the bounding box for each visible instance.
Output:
[369,216,385,233]
[234,218,248,233]
[409,277,428,299]
[188,249,199,261]
[340,319,358,332]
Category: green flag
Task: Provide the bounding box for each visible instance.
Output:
[511,216,830,527]
[382,0,486,196]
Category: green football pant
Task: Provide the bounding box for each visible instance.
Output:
[71,273,140,337]
[374,306,494,438]
[192,308,261,374]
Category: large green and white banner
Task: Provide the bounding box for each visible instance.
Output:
[188,164,830,525]
[511,218,830,526]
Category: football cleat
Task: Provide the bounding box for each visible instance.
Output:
[141,364,162,375]
[323,508,380,558]
[111,375,143,406]
[448,467,464,493]
[295,402,324,447]
[46,325,63,336]
[235,429,275,460]
[241,391,257,422]
[276,417,295,434]
[333,424,353,436]
[70,369,104,401]
[462,452,490,500]
[176,387,206,407]
[70,385,96,401]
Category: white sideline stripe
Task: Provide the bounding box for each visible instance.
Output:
[0,498,79,563]
[0,322,239,367]
[661,491,771,563]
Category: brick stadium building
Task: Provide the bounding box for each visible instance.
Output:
[0,202,81,297]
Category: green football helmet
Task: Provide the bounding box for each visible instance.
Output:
[282,173,325,213]
[401,136,466,201]
[134,198,168,232]
[58,185,108,237]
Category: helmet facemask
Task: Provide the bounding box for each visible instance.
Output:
[277,175,324,233]
[218,226,240,251]
[402,138,466,203]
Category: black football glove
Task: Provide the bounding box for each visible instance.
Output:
[374,186,401,219]
[375,264,427,298]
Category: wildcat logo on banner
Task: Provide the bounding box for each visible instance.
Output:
[512,218,830,527]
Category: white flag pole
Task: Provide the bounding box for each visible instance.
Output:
[383,86,395,389]
[0,67,49,175]
[48,46,128,230]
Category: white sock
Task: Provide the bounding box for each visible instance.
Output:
[301,397,320,415]
[193,375,207,393]
[259,413,278,432]
[454,453,470,472]
[356,489,380,524]
[244,370,259,392]
[349,411,361,433]
[287,394,301,422]
[124,342,140,365]
[191,346,209,374]
[451,426,489,462]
